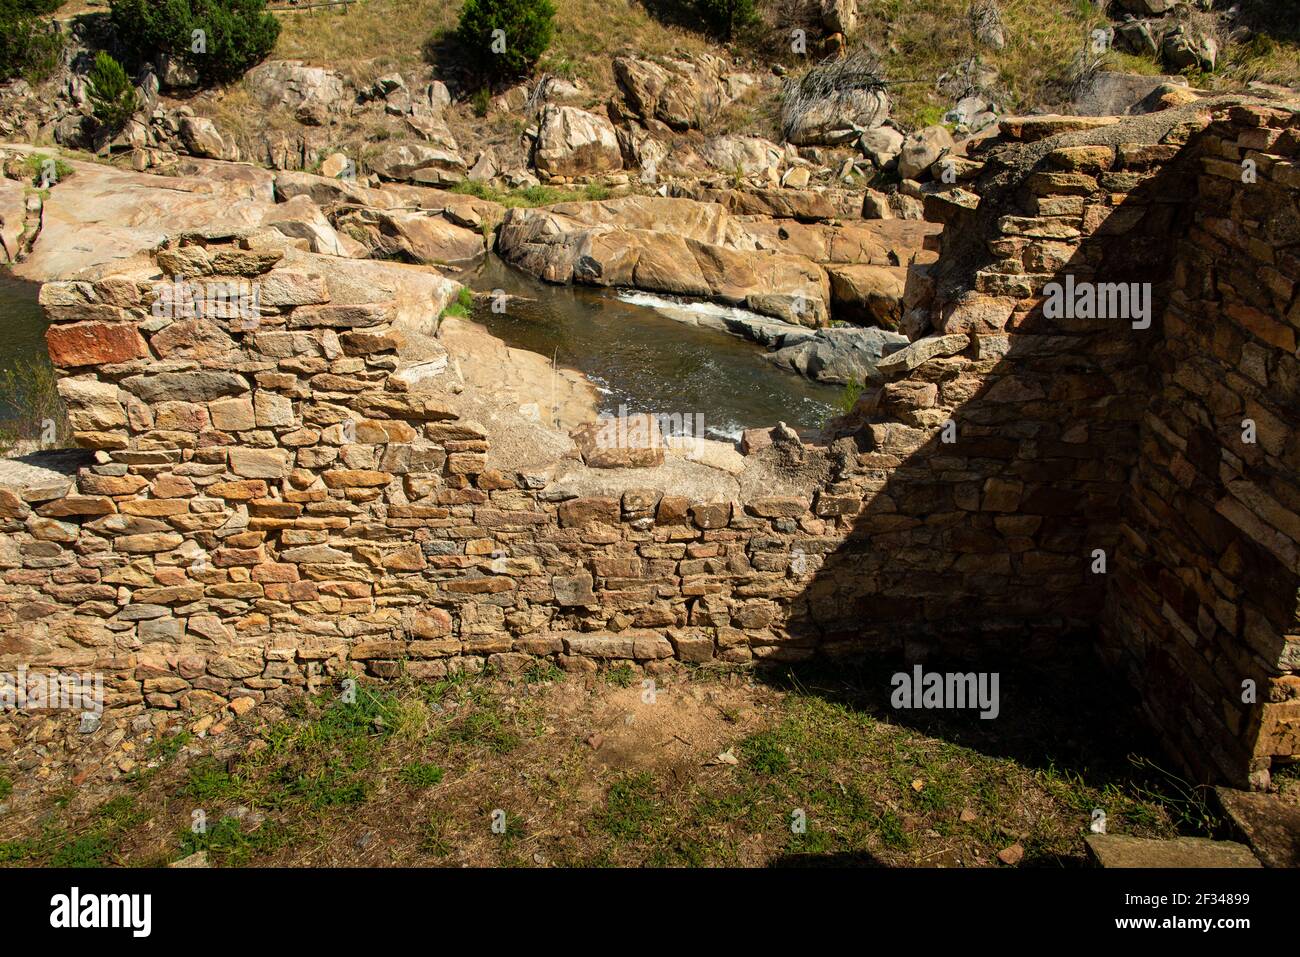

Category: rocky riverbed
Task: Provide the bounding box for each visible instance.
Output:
[0,142,944,449]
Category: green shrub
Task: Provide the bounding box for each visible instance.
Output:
[109,0,280,85]
[88,51,138,131]
[834,376,863,415]
[22,152,73,185]
[455,0,555,82]
[0,0,65,83]
[692,0,758,40]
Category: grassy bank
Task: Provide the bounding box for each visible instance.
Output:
[0,658,1234,867]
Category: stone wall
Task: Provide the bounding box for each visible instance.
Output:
[1101,104,1300,788]
[1,100,1297,786]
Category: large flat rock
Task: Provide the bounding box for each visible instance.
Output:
[0,449,91,501]
[1085,834,1261,868]
[496,196,832,325]
[1215,786,1300,868]
[1073,71,1191,117]
[3,146,276,282]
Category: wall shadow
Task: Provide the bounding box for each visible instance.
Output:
[755,654,1170,794]
[761,112,1252,795]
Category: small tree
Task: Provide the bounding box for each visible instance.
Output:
[455,0,555,83]
[693,0,758,41]
[0,0,65,82]
[110,0,280,86]
[88,51,139,131]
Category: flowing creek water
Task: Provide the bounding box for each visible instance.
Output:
[466,255,841,440]
[0,259,841,441]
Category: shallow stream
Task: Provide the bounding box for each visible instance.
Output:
[465,256,840,439]
[0,259,842,440]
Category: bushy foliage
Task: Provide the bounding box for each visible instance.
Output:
[692,0,758,40]
[455,0,555,82]
[109,0,280,85]
[0,0,65,83]
[87,51,138,131]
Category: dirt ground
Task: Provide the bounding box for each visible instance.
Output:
[2,654,1269,868]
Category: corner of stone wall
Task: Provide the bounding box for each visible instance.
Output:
[1100,102,1300,788]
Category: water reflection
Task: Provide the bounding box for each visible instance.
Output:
[466,256,839,439]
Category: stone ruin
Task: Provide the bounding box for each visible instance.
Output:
[0,99,1297,789]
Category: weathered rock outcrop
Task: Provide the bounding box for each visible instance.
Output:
[334,206,486,266]
[178,116,240,161]
[1073,70,1192,117]
[825,264,909,328]
[496,195,831,324]
[369,141,467,186]
[669,183,857,221]
[495,192,940,331]
[784,85,890,146]
[260,194,364,258]
[742,217,941,267]
[696,135,784,177]
[613,55,733,131]
[897,125,956,180]
[534,106,623,178]
[243,60,349,127]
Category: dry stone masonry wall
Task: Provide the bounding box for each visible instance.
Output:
[1101,104,1300,788]
[0,101,1296,787]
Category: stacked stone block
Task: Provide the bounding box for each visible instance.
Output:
[0,101,1297,787]
[1101,104,1300,787]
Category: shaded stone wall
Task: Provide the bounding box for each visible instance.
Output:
[0,101,1296,786]
[1101,104,1300,788]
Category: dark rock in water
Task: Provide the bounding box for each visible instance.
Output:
[765,326,909,384]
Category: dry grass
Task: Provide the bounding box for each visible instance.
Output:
[269,0,713,92]
[0,661,1224,868]
[272,1,455,82]
[0,357,69,456]
[199,0,720,168]
[68,0,1295,157]
[854,0,1111,126]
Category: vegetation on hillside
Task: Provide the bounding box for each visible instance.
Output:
[87,50,138,131]
[0,0,64,83]
[455,0,557,82]
[1221,0,1300,88]
[109,0,281,85]
[274,0,1296,130]
[693,0,759,41]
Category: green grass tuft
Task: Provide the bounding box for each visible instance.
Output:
[597,772,659,840]
[399,761,446,788]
